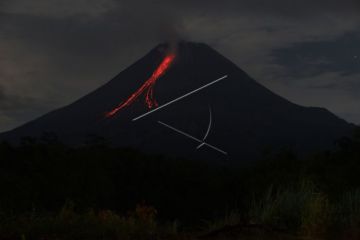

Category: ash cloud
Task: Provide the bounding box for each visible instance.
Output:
[0,85,35,111]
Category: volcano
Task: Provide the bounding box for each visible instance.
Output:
[0,42,354,161]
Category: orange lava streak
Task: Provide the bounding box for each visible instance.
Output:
[106,53,175,118]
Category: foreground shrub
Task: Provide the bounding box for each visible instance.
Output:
[0,203,179,240]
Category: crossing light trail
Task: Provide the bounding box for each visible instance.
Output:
[157,120,228,155]
[196,105,212,150]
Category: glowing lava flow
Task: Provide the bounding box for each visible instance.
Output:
[106,53,176,118]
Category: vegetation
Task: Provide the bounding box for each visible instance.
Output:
[0,128,359,239]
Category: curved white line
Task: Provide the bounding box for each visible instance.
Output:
[203,105,212,141]
[197,106,212,149]
[196,142,205,149]
[158,121,227,155]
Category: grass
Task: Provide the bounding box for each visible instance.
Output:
[335,190,360,227]
[0,202,183,240]
[203,182,360,240]
[1,184,360,240]
[248,181,324,231]
[1,128,360,239]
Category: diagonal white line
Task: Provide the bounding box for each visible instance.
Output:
[158,121,202,143]
[202,143,228,156]
[132,75,228,121]
[157,121,228,155]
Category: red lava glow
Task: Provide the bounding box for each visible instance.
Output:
[105,53,176,118]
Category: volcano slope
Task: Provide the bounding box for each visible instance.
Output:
[0,42,354,162]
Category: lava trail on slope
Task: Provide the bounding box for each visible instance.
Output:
[106,53,176,118]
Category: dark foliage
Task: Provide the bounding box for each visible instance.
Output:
[0,127,359,227]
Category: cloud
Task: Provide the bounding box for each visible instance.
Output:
[0,83,51,132]
[3,0,117,18]
[0,84,36,111]
[271,32,360,79]
[0,85,5,101]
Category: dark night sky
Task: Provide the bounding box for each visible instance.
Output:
[0,0,359,132]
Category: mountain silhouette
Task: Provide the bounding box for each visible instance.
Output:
[0,42,354,161]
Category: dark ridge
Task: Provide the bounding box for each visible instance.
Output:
[0,42,354,162]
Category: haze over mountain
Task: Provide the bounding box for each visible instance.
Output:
[0,42,354,161]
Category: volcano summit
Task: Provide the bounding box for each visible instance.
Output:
[0,42,354,161]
